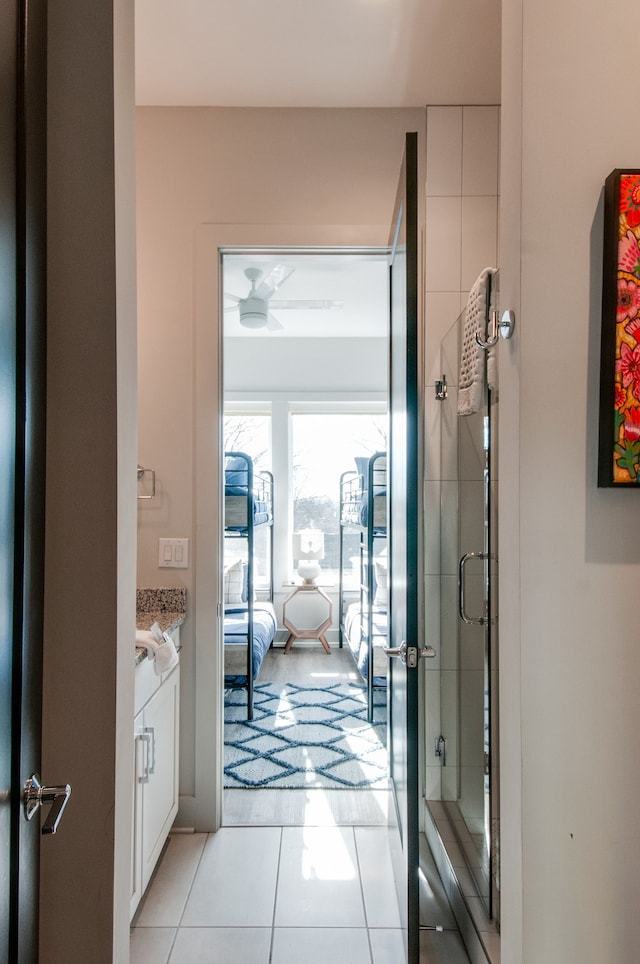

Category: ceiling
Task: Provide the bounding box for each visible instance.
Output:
[222,252,388,339]
[135,0,501,337]
[134,0,501,108]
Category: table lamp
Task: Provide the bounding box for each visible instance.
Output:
[292,529,324,584]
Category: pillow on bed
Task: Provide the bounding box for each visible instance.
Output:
[225,456,249,487]
[373,557,388,608]
[354,456,369,486]
[224,558,245,604]
[354,455,386,495]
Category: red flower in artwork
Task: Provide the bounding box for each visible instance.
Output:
[617,341,640,388]
[615,383,627,409]
[623,405,640,442]
[620,176,640,228]
[619,229,640,275]
[625,317,640,343]
[617,277,640,322]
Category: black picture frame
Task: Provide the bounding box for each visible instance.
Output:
[598,168,640,486]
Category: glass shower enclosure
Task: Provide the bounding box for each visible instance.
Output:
[433,282,500,923]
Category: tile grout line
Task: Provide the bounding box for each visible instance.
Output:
[268,826,284,963]
[148,829,210,961]
[175,832,210,931]
[352,825,375,964]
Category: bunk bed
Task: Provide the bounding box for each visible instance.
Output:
[338,451,388,721]
[223,451,276,720]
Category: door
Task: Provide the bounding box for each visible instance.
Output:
[387,131,421,962]
[456,353,495,917]
[440,287,500,922]
[1,0,47,958]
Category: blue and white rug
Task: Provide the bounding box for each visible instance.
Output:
[224,682,388,789]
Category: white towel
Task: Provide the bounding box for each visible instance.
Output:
[136,622,179,676]
[457,267,497,416]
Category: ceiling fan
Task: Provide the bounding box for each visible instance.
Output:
[224,264,343,330]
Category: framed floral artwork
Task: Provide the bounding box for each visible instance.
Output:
[598,169,640,486]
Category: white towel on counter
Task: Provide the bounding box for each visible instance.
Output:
[457,266,497,416]
[136,622,179,676]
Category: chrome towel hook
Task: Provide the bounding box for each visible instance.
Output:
[476,309,516,351]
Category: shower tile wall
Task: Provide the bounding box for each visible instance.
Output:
[423,105,500,803]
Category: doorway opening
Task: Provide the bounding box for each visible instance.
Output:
[219,248,392,828]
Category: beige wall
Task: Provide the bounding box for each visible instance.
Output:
[136,107,425,585]
[500,0,640,960]
[136,107,426,822]
[42,0,137,960]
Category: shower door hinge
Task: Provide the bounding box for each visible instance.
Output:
[435,375,447,400]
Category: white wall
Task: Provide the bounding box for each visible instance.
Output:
[500,0,640,960]
[224,336,387,393]
[136,107,426,826]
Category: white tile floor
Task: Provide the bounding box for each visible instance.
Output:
[130,826,472,963]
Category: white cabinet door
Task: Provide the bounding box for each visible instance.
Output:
[130,655,181,920]
[140,664,180,892]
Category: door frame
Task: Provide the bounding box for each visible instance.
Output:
[185,222,404,831]
[387,132,425,961]
[2,0,47,957]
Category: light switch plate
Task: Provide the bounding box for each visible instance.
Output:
[158,537,189,568]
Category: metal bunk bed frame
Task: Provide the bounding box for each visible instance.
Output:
[338,451,387,722]
[224,451,274,720]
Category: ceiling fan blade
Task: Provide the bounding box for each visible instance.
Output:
[266,312,284,331]
[254,264,295,300]
[224,292,241,305]
[269,299,344,310]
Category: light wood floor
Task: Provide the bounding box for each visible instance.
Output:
[259,642,362,683]
[223,642,393,828]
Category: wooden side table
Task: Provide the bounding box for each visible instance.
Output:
[282,584,333,654]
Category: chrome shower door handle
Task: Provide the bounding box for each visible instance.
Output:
[23,774,71,835]
[458,552,486,625]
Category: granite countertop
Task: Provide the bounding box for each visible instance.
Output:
[135,587,186,665]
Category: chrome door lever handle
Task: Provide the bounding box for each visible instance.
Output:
[23,774,71,835]
[384,642,407,662]
[384,642,437,667]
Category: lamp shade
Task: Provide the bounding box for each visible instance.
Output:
[292,529,324,561]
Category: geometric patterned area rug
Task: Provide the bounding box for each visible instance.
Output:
[224,681,388,790]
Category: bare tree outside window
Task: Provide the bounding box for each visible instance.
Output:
[292,412,387,578]
[223,414,270,471]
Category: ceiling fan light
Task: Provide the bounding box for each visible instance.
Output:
[239,296,268,328]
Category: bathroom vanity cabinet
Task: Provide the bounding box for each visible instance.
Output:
[130,627,180,919]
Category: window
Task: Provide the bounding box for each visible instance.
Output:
[223,411,271,473]
[291,411,387,583]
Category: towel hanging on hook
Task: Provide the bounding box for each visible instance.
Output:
[457,267,496,416]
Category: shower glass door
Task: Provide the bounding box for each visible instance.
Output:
[439,291,499,922]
